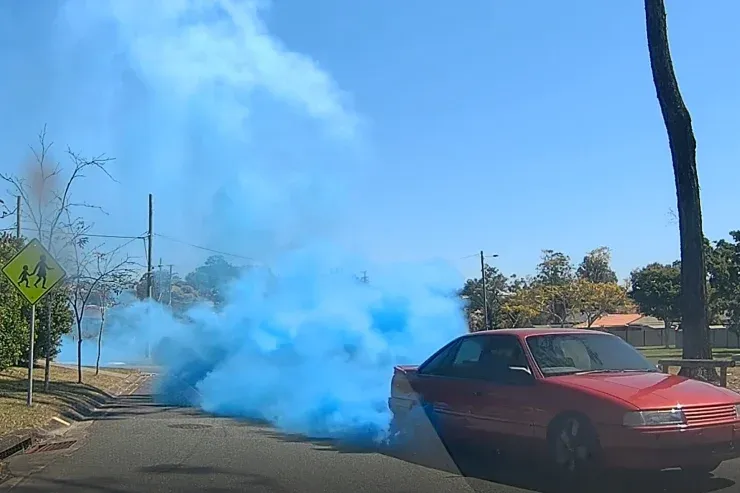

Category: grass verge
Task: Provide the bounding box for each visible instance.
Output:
[0,363,140,437]
[638,346,739,362]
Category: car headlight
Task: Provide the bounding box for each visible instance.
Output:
[623,409,686,427]
[735,404,740,419]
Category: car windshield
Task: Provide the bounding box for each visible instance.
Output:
[526,333,658,376]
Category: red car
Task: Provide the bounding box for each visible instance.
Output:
[388,328,740,477]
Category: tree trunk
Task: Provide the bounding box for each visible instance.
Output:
[96,309,105,376]
[77,321,83,384]
[645,0,713,379]
[44,299,52,392]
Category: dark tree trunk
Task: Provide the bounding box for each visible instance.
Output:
[96,309,105,376]
[77,322,83,384]
[645,0,713,379]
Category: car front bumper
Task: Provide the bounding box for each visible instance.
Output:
[601,422,740,470]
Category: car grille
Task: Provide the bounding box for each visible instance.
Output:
[683,404,738,426]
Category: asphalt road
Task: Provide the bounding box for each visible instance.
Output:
[2,376,740,493]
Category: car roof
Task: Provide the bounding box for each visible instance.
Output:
[463,328,613,339]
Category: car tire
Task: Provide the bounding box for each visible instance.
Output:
[547,414,602,483]
[681,461,721,476]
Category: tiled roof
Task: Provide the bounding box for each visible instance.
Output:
[577,313,642,328]
[629,315,665,328]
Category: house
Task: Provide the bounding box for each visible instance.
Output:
[576,313,740,348]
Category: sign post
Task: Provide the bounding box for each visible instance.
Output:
[1,239,66,406]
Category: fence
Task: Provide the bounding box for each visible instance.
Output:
[606,326,740,349]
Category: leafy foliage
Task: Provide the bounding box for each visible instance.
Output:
[184,255,243,306]
[577,247,618,284]
[535,250,574,286]
[0,234,29,370]
[706,232,740,332]
[31,287,73,360]
[573,279,628,327]
[628,262,681,326]
[459,264,508,331]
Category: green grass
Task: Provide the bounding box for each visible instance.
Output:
[638,346,740,362]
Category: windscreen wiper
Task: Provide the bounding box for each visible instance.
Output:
[575,369,657,375]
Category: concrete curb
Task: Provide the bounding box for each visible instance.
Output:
[0,371,149,464]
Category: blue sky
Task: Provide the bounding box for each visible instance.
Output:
[0,0,738,283]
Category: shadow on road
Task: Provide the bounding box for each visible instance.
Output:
[4,464,291,493]
[256,428,736,493]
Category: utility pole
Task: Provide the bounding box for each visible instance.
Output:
[168,264,174,306]
[480,251,489,331]
[145,194,153,361]
[360,271,369,284]
[157,258,163,302]
[146,194,153,299]
[15,196,21,239]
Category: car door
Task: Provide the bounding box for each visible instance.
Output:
[463,335,542,452]
[413,337,487,442]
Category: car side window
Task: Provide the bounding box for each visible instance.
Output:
[471,336,533,384]
[418,341,459,376]
[447,338,486,378]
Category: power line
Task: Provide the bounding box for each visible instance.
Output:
[154,233,257,262]
[0,226,145,240]
[16,227,145,240]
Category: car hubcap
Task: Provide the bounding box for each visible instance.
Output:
[555,419,590,472]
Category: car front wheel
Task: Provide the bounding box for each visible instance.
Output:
[548,415,602,482]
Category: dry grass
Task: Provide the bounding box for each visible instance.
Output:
[0,363,139,437]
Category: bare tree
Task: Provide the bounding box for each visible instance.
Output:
[93,254,135,375]
[66,231,135,383]
[644,0,712,378]
[0,126,116,389]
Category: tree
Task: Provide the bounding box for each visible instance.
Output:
[706,232,740,332]
[533,250,576,325]
[574,280,628,328]
[31,287,73,362]
[535,250,574,286]
[1,127,114,389]
[460,264,508,331]
[629,262,681,346]
[529,283,581,327]
[66,237,135,383]
[135,270,201,315]
[577,247,618,284]
[184,255,243,306]
[93,261,135,375]
[499,276,540,328]
[645,0,711,375]
[0,233,28,370]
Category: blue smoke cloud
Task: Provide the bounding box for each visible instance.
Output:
[3,1,468,441]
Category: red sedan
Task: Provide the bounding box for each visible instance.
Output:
[388,328,740,477]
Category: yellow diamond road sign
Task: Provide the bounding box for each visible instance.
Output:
[2,239,66,305]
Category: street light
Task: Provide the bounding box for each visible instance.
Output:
[480,252,499,331]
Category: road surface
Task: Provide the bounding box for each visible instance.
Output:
[1,376,739,493]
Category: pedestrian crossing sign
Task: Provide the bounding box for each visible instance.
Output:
[2,238,66,305]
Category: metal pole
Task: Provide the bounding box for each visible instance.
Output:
[16,196,21,239]
[168,264,173,306]
[146,194,153,299]
[27,304,35,406]
[157,258,163,302]
[145,194,153,361]
[481,251,489,331]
